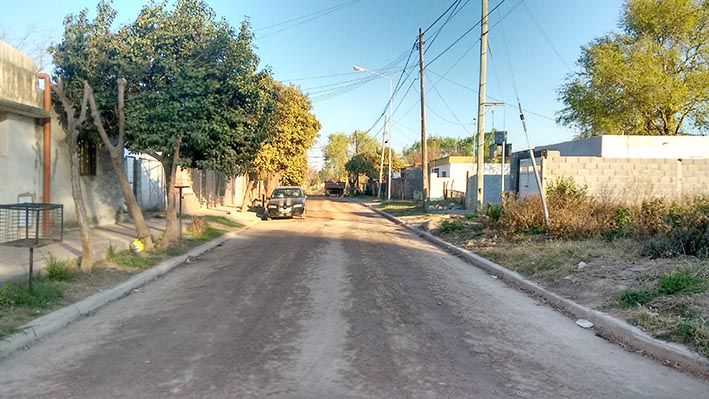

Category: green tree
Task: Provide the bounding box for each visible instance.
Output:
[346,151,380,192]
[322,132,350,181]
[402,134,496,165]
[558,0,709,137]
[124,0,271,246]
[252,81,320,192]
[350,130,379,155]
[51,2,156,250]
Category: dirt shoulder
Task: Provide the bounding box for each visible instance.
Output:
[376,203,709,360]
[0,217,246,340]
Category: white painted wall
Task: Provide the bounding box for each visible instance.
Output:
[535,135,709,159]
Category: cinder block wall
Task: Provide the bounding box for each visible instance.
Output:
[541,150,709,202]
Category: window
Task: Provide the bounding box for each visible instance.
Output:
[78,138,97,176]
[441,171,447,178]
[432,167,439,177]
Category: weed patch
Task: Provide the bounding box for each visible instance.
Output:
[0,277,64,310]
[45,254,77,282]
[377,201,426,217]
[616,287,659,308]
[0,325,17,339]
[440,219,465,234]
[106,250,162,269]
[204,215,243,228]
[657,268,708,295]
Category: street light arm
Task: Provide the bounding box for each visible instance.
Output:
[353,65,391,82]
[353,63,394,200]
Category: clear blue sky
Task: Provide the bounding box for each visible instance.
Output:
[2,0,624,167]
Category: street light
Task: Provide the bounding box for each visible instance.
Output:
[353,65,393,200]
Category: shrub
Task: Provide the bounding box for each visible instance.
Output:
[544,178,615,239]
[638,198,671,236]
[643,196,709,258]
[606,205,634,241]
[485,203,503,221]
[494,194,546,236]
[546,177,588,208]
[440,219,465,234]
[45,254,76,282]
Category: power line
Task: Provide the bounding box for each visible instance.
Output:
[425,0,471,55]
[426,69,555,122]
[255,0,363,39]
[522,2,572,73]
[426,0,508,68]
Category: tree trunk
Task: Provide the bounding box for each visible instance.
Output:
[86,80,154,250]
[161,136,182,248]
[265,171,281,196]
[241,175,256,213]
[54,79,93,272]
[109,154,154,249]
[68,140,94,272]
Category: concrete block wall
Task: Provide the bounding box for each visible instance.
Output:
[541,151,709,202]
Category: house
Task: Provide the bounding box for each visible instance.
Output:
[0,41,121,225]
[429,156,473,201]
[124,152,251,214]
[509,135,709,202]
[428,156,510,204]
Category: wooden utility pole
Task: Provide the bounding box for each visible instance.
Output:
[475,0,489,210]
[419,28,428,210]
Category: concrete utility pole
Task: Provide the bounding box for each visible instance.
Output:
[353,65,392,200]
[419,28,428,210]
[475,0,489,211]
[378,119,386,198]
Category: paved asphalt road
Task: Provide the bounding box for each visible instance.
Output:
[0,198,707,398]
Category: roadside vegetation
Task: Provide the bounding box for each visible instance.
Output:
[380,178,709,357]
[0,217,237,340]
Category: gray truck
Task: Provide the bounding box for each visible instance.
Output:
[324,180,345,197]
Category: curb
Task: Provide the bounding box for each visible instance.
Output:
[0,218,259,360]
[362,203,709,377]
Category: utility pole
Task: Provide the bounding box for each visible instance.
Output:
[419,27,428,210]
[475,0,489,211]
[378,118,386,198]
[387,135,392,200]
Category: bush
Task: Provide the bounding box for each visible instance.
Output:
[643,197,709,258]
[45,254,76,282]
[493,194,546,236]
[440,219,465,234]
[546,177,588,208]
[485,203,503,221]
[638,198,671,236]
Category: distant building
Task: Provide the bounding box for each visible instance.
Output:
[510,135,709,202]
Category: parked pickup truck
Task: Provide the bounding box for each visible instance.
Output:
[324,180,345,197]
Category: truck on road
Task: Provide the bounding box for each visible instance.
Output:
[324,180,345,197]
